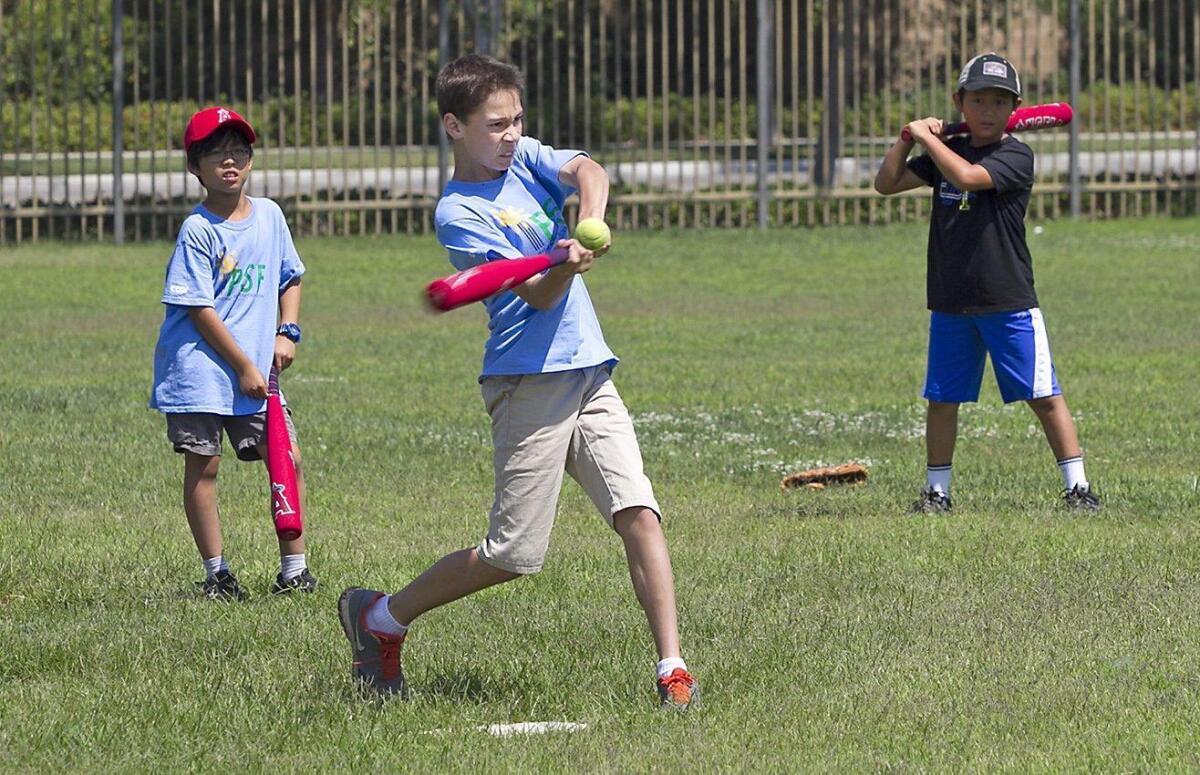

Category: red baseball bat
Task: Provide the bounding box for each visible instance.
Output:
[900,102,1073,142]
[267,367,303,541]
[425,248,570,312]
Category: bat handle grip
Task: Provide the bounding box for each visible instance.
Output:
[901,122,961,143]
[268,365,280,396]
[547,246,571,265]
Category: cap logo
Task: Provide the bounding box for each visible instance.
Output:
[983,62,1008,78]
[217,108,231,123]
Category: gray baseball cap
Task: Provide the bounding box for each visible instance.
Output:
[957,53,1021,97]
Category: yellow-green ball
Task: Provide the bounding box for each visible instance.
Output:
[574,218,611,251]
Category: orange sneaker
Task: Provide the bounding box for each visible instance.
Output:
[656,668,700,710]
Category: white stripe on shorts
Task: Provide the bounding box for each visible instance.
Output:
[1029,307,1054,398]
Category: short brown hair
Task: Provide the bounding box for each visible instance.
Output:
[436,54,524,120]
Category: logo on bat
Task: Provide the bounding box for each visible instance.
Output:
[272,482,296,517]
[1013,104,1069,131]
[1014,115,1058,130]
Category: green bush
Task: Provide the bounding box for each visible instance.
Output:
[0,95,442,153]
[1074,81,1198,130]
[2,81,1193,154]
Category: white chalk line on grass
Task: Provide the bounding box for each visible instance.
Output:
[484,721,589,737]
[422,721,589,738]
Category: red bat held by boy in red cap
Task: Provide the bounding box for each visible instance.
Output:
[266,367,303,541]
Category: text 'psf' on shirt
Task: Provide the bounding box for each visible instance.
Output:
[151,197,305,415]
[906,135,1038,315]
[434,136,617,380]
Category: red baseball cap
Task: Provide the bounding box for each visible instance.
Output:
[183,106,257,151]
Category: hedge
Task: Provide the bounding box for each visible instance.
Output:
[3,82,1194,154]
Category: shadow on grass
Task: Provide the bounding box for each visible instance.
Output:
[755,491,903,521]
[417,669,526,704]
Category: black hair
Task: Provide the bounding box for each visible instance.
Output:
[956,87,1019,107]
[186,125,254,169]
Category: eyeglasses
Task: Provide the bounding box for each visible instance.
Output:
[200,147,252,165]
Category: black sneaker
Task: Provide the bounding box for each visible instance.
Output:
[1063,483,1102,512]
[911,487,952,514]
[197,569,248,601]
[271,568,319,595]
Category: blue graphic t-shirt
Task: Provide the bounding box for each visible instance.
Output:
[151,197,305,415]
[434,136,617,379]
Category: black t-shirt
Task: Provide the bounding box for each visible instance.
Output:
[906,136,1037,314]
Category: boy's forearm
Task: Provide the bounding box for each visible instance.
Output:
[514,156,607,311]
[278,279,302,324]
[874,139,915,194]
[188,307,256,375]
[519,264,576,310]
[569,158,610,220]
[922,136,992,191]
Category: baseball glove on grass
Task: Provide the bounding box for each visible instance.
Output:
[780,462,869,491]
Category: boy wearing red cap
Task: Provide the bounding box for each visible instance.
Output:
[151,107,316,599]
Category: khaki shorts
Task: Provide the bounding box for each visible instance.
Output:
[166,409,298,462]
[479,365,661,574]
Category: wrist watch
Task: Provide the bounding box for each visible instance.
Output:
[276,323,302,343]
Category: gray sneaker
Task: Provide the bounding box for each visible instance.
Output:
[1063,483,1102,512]
[337,587,408,697]
[911,487,952,514]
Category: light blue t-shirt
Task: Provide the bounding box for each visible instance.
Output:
[151,197,305,415]
[434,136,617,379]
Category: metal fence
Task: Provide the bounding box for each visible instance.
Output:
[1,0,1197,243]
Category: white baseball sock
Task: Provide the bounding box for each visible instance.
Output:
[366,595,408,637]
[280,553,307,580]
[202,555,228,578]
[926,464,952,496]
[1058,456,1088,490]
[657,657,687,679]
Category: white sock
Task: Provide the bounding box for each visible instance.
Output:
[657,657,687,679]
[365,595,408,637]
[202,555,228,578]
[280,553,307,580]
[926,464,952,496]
[1058,456,1088,490]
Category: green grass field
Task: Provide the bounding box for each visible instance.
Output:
[1,218,1198,771]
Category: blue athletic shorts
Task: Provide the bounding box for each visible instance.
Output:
[923,308,1062,404]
